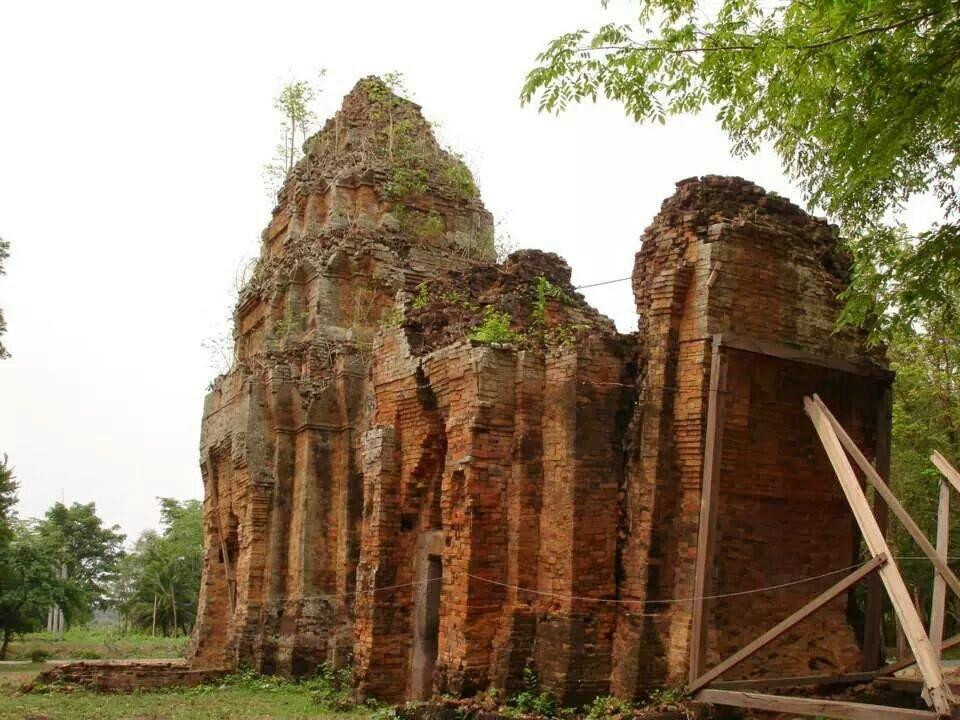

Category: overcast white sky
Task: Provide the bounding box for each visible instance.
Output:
[0,1,937,542]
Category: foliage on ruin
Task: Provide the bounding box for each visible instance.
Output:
[450,227,496,262]
[507,665,557,718]
[412,283,431,310]
[263,72,326,197]
[583,695,633,720]
[440,153,479,201]
[361,75,482,208]
[522,0,960,339]
[468,306,521,345]
[530,275,567,328]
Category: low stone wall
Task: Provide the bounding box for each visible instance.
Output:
[26,661,224,692]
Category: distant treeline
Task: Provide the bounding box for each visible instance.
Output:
[0,457,202,658]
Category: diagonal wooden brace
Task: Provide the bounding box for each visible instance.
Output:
[932,451,960,495]
[806,396,954,716]
[813,395,960,601]
[688,555,886,694]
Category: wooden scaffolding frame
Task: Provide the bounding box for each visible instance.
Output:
[688,335,960,720]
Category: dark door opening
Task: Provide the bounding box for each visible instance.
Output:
[412,554,442,699]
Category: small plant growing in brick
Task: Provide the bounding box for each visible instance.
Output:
[644,686,689,712]
[583,695,635,720]
[468,306,522,345]
[440,154,479,201]
[508,665,557,717]
[412,283,431,309]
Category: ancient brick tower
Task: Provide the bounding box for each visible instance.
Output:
[191,79,889,704]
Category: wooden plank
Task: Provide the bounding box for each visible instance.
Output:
[710,671,879,691]
[930,478,949,657]
[696,689,938,720]
[932,451,960,495]
[720,333,893,379]
[864,385,893,670]
[813,395,960,601]
[805,397,954,715]
[688,555,885,694]
[689,335,728,685]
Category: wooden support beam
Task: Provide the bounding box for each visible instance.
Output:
[812,395,960,601]
[932,451,960,496]
[805,397,954,716]
[931,478,949,658]
[864,385,893,670]
[696,689,938,720]
[689,335,728,685]
[688,555,885,694]
[719,333,893,379]
[710,671,879,691]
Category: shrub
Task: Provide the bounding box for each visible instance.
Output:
[584,695,634,720]
[412,284,430,309]
[29,649,50,664]
[385,166,429,199]
[510,665,556,717]
[311,663,354,710]
[441,158,479,200]
[644,686,688,709]
[468,307,521,344]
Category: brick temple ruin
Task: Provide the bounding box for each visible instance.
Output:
[189,78,891,704]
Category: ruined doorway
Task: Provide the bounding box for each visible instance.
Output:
[412,547,443,699]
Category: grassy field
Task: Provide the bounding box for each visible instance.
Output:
[0,686,370,720]
[3,627,187,661]
[0,666,374,720]
[0,629,373,719]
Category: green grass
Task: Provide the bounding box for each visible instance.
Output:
[4,627,187,661]
[0,669,375,720]
[1,685,372,720]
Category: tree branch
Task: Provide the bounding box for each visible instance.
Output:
[576,5,953,57]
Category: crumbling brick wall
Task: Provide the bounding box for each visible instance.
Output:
[189,81,889,706]
[611,177,888,695]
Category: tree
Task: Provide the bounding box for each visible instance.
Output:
[521,0,960,336]
[0,236,9,359]
[263,71,326,196]
[116,498,203,636]
[0,476,78,658]
[0,523,74,658]
[36,502,124,623]
[879,292,960,638]
[0,455,16,550]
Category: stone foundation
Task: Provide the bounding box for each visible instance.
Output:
[29,662,223,692]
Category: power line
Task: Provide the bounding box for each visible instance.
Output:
[575,276,632,290]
